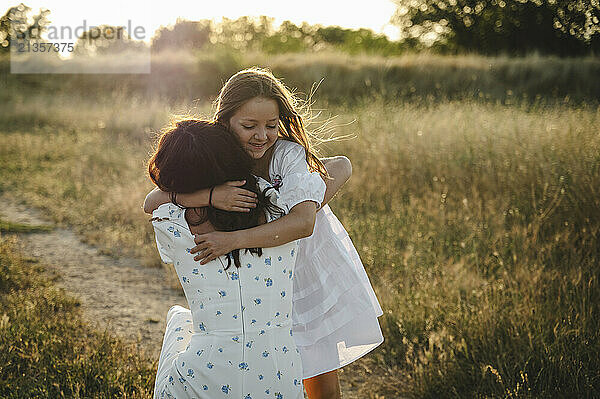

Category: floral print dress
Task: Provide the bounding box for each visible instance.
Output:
[151,178,308,399]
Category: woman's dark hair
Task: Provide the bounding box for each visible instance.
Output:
[148,119,284,269]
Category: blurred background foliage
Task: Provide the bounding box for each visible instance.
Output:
[1,2,598,107]
[0,3,50,53]
[1,1,599,57]
[392,0,600,55]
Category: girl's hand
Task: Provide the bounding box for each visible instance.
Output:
[191,231,239,265]
[212,180,258,212]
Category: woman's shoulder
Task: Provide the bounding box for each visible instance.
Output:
[152,202,182,218]
[151,203,194,240]
[153,203,192,226]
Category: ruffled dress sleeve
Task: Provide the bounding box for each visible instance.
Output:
[150,203,186,264]
[270,140,326,213]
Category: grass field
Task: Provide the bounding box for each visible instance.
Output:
[0,230,155,398]
[1,52,599,397]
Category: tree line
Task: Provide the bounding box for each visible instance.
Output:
[1,2,598,57]
[392,0,599,55]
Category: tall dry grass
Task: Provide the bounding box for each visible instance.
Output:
[329,100,600,397]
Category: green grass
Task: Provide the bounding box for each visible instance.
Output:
[1,54,599,397]
[0,234,155,398]
[0,219,52,233]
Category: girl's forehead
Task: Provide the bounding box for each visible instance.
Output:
[235,97,279,120]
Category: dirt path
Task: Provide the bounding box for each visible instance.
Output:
[0,196,187,359]
[1,195,371,398]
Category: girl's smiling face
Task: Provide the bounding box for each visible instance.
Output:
[228,96,279,159]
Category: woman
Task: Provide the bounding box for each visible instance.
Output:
[148,120,326,398]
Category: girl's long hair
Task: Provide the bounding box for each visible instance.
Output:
[148,119,284,269]
[213,67,330,181]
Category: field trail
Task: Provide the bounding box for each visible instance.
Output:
[1,195,369,398]
[0,195,187,359]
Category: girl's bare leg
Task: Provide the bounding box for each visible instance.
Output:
[303,369,342,399]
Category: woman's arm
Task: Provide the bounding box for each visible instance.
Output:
[143,181,258,214]
[191,201,317,264]
[320,156,352,207]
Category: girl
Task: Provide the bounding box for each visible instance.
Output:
[149,120,319,398]
[144,68,383,399]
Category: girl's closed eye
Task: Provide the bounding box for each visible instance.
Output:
[242,124,277,130]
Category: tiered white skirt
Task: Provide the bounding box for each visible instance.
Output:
[292,205,384,378]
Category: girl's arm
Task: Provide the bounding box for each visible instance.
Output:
[190,155,352,264]
[192,200,317,264]
[143,188,172,214]
[143,155,350,214]
[320,156,352,207]
[143,181,258,214]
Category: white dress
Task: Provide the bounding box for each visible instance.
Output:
[269,139,384,379]
[151,177,306,398]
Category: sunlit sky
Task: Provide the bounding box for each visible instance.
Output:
[20,0,401,42]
